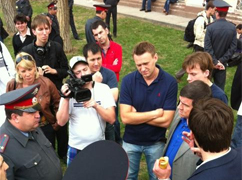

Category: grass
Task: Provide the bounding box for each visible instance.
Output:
[0,1,237,179]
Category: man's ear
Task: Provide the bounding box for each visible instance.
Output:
[105,27,109,34]
[32,29,36,36]
[153,53,158,63]
[10,113,19,123]
[204,69,210,78]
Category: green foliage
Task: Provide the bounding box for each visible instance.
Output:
[0,1,237,180]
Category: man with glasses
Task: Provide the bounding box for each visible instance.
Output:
[204,0,237,91]
[85,4,110,43]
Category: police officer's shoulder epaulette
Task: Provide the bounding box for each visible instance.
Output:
[0,134,9,153]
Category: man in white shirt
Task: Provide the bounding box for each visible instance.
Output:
[56,56,116,166]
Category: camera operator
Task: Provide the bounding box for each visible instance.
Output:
[56,56,116,166]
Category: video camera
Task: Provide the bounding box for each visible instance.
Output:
[65,70,92,102]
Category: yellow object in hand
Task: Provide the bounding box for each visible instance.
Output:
[159,156,169,169]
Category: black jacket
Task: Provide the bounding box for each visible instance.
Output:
[16,0,33,17]
[0,18,8,40]
[21,41,69,90]
[231,62,242,110]
[12,30,34,56]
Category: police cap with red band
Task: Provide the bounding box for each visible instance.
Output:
[47,0,57,9]
[213,0,231,12]
[0,84,41,113]
[93,4,111,12]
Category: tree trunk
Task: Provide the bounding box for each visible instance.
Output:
[0,0,16,33]
[57,0,73,52]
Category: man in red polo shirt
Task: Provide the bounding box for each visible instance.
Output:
[91,20,122,81]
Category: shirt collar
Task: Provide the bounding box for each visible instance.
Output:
[196,147,231,169]
[16,27,31,36]
[5,120,35,147]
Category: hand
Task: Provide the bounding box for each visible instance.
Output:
[92,71,103,83]
[131,106,137,112]
[26,16,30,21]
[214,61,225,70]
[83,98,97,109]
[113,58,118,65]
[153,159,171,179]
[154,108,164,118]
[0,155,8,180]
[182,131,202,159]
[61,84,71,97]
[52,122,60,131]
[42,65,57,74]
[38,67,44,76]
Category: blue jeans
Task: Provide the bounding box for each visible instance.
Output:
[164,0,170,13]
[142,0,151,10]
[231,115,242,148]
[123,141,164,180]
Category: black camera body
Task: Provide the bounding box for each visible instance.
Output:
[65,70,92,102]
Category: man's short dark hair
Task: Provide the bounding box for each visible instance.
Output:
[5,109,24,120]
[236,24,242,30]
[189,98,234,152]
[83,43,102,59]
[182,52,214,80]
[217,10,228,17]
[91,20,107,31]
[14,14,28,24]
[206,1,215,10]
[180,80,212,105]
[133,41,156,57]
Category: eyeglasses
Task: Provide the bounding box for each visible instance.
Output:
[16,55,34,65]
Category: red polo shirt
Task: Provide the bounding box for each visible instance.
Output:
[101,41,122,81]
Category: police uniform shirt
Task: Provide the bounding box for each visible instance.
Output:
[0,120,62,180]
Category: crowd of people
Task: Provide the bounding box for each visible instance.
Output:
[0,0,241,180]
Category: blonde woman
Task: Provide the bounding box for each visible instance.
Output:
[6,52,60,148]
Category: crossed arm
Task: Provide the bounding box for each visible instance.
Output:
[120,104,175,128]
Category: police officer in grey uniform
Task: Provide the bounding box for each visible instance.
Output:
[16,0,33,28]
[85,4,110,43]
[0,84,62,180]
[47,1,60,35]
[204,0,237,90]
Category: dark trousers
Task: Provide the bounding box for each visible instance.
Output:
[69,0,79,38]
[56,123,68,158]
[106,5,117,36]
[193,44,204,52]
[114,102,122,143]
[212,68,226,91]
[105,122,115,141]
[41,124,55,148]
[41,123,68,159]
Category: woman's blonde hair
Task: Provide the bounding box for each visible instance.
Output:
[15,52,39,83]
